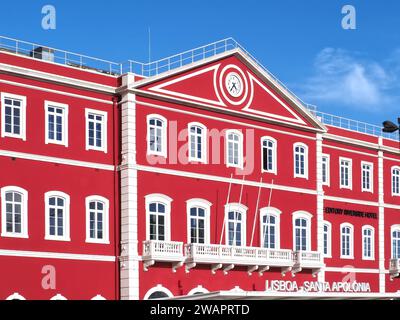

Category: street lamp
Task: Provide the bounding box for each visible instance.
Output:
[382,118,400,134]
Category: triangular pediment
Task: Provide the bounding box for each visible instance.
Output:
[134,51,325,131]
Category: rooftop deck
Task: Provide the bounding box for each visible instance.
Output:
[0,35,397,142]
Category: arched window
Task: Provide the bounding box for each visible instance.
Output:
[1,186,28,238]
[323,221,332,257]
[293,143,308,179]
[147,114,167,157]
[188,122,207,163]
[145,194,172,241]
[226,130,243,168]
[362,226,374,260]
[45,191,70,241]
[186,199,211,244]
[50,294,67,300]
[292,211,312,251]
[188,285,209,295]
[260,207,281,249]
[85,196,110,244]
[6,293,26,300]
[340,223,354,258]
[392,167,400,196]
[261,137,277,174]
[391,225,400,259]
[143,285,173,300]
[225,203,247,246]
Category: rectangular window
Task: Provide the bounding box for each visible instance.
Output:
[361,162,373,193]
[45,101,68,146]
[322,154,330,186]
[340,158,352,189]
[1,93,27,140]
[323,223,331,257]
[85,109,107,153]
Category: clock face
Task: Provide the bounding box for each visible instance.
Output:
[225,72,243,97]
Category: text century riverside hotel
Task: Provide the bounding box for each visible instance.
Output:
[1,36,400,300]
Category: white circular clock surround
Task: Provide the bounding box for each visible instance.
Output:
[219,64,248,106]
[225,72,243,97]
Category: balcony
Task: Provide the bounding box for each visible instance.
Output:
[390,259,400,279]
[142,240,184,272]
[184,243,294,275]
[292,251,325,276]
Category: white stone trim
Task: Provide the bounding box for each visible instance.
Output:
[188,122,207,163]
[259,207,281,249]
[1,186,29,238]
[1,92,27,141]
[293,142,309,179]
[292,211,312,251]
[44,191,71,242]
[186,198,211,244]
[6,293,26,300]
[340,222,354,259]
[44,101,69,147]
[143,284,174,300]
[85,195,110,244]
[85,108,108,153]
[260,136,277,174]
[0,249,115,261]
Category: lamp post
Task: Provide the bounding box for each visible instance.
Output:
[382,118,400,140]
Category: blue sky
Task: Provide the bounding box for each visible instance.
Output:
[1,0,399,126]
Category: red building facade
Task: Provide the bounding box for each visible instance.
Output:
[1,37,400,300]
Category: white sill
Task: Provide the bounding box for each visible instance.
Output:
[45,236,71,242]
[294,175,308,180]
[226,164,243,169]
[323,255,332,258]
[261,169,277,175]
[147,152,167,158]
[1,233,29,239]
[46,140,68,147]
[85,239,110,244]
[362,257,375,261]
[188,158,207,164]
[340,255,354,260]
[361,190,374,194]
[340,186,352,190]
[2,133,26,141]
[86,146,107,154]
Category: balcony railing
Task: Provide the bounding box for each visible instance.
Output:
[293,251,324,276]
[185,243,294,274]
[390,259,400,279]
[142,240,184,272]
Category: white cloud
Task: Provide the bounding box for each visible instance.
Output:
[298,48,400,112]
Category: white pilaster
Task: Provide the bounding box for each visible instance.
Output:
[316,133,325,283]
[119,74,140,300]
[378,137,385,293]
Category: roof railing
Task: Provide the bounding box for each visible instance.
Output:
[307,108,398,141]
[0,35,122,75]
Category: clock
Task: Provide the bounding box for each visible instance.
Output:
[225,72,243,97]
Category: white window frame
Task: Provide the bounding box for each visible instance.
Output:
[85,195,110,244]
[259,207,281,249]
[340,222,354,259]
[261,136,277,174]
[391,225,400,259]
[44,191,71,241]
[146,114,167,157]
[225,129,243,169]
[339,157,353,190]
[292,211,312,251]
[224,203,247,246]
[145,194,172,241]
[361,161,374,193]
[322,221,332,258]
[1,93,27,141]
[293,143,309,179]
[1,186,28,238]
[392,166,400,196]
[321,154,330,186]
[188,122,207,163]
[362,225,375,260]
[85,109,108,153]
[44,101,69,147]
[186,198,211,245]
[6,293,26,300]
[143,285,174,300]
